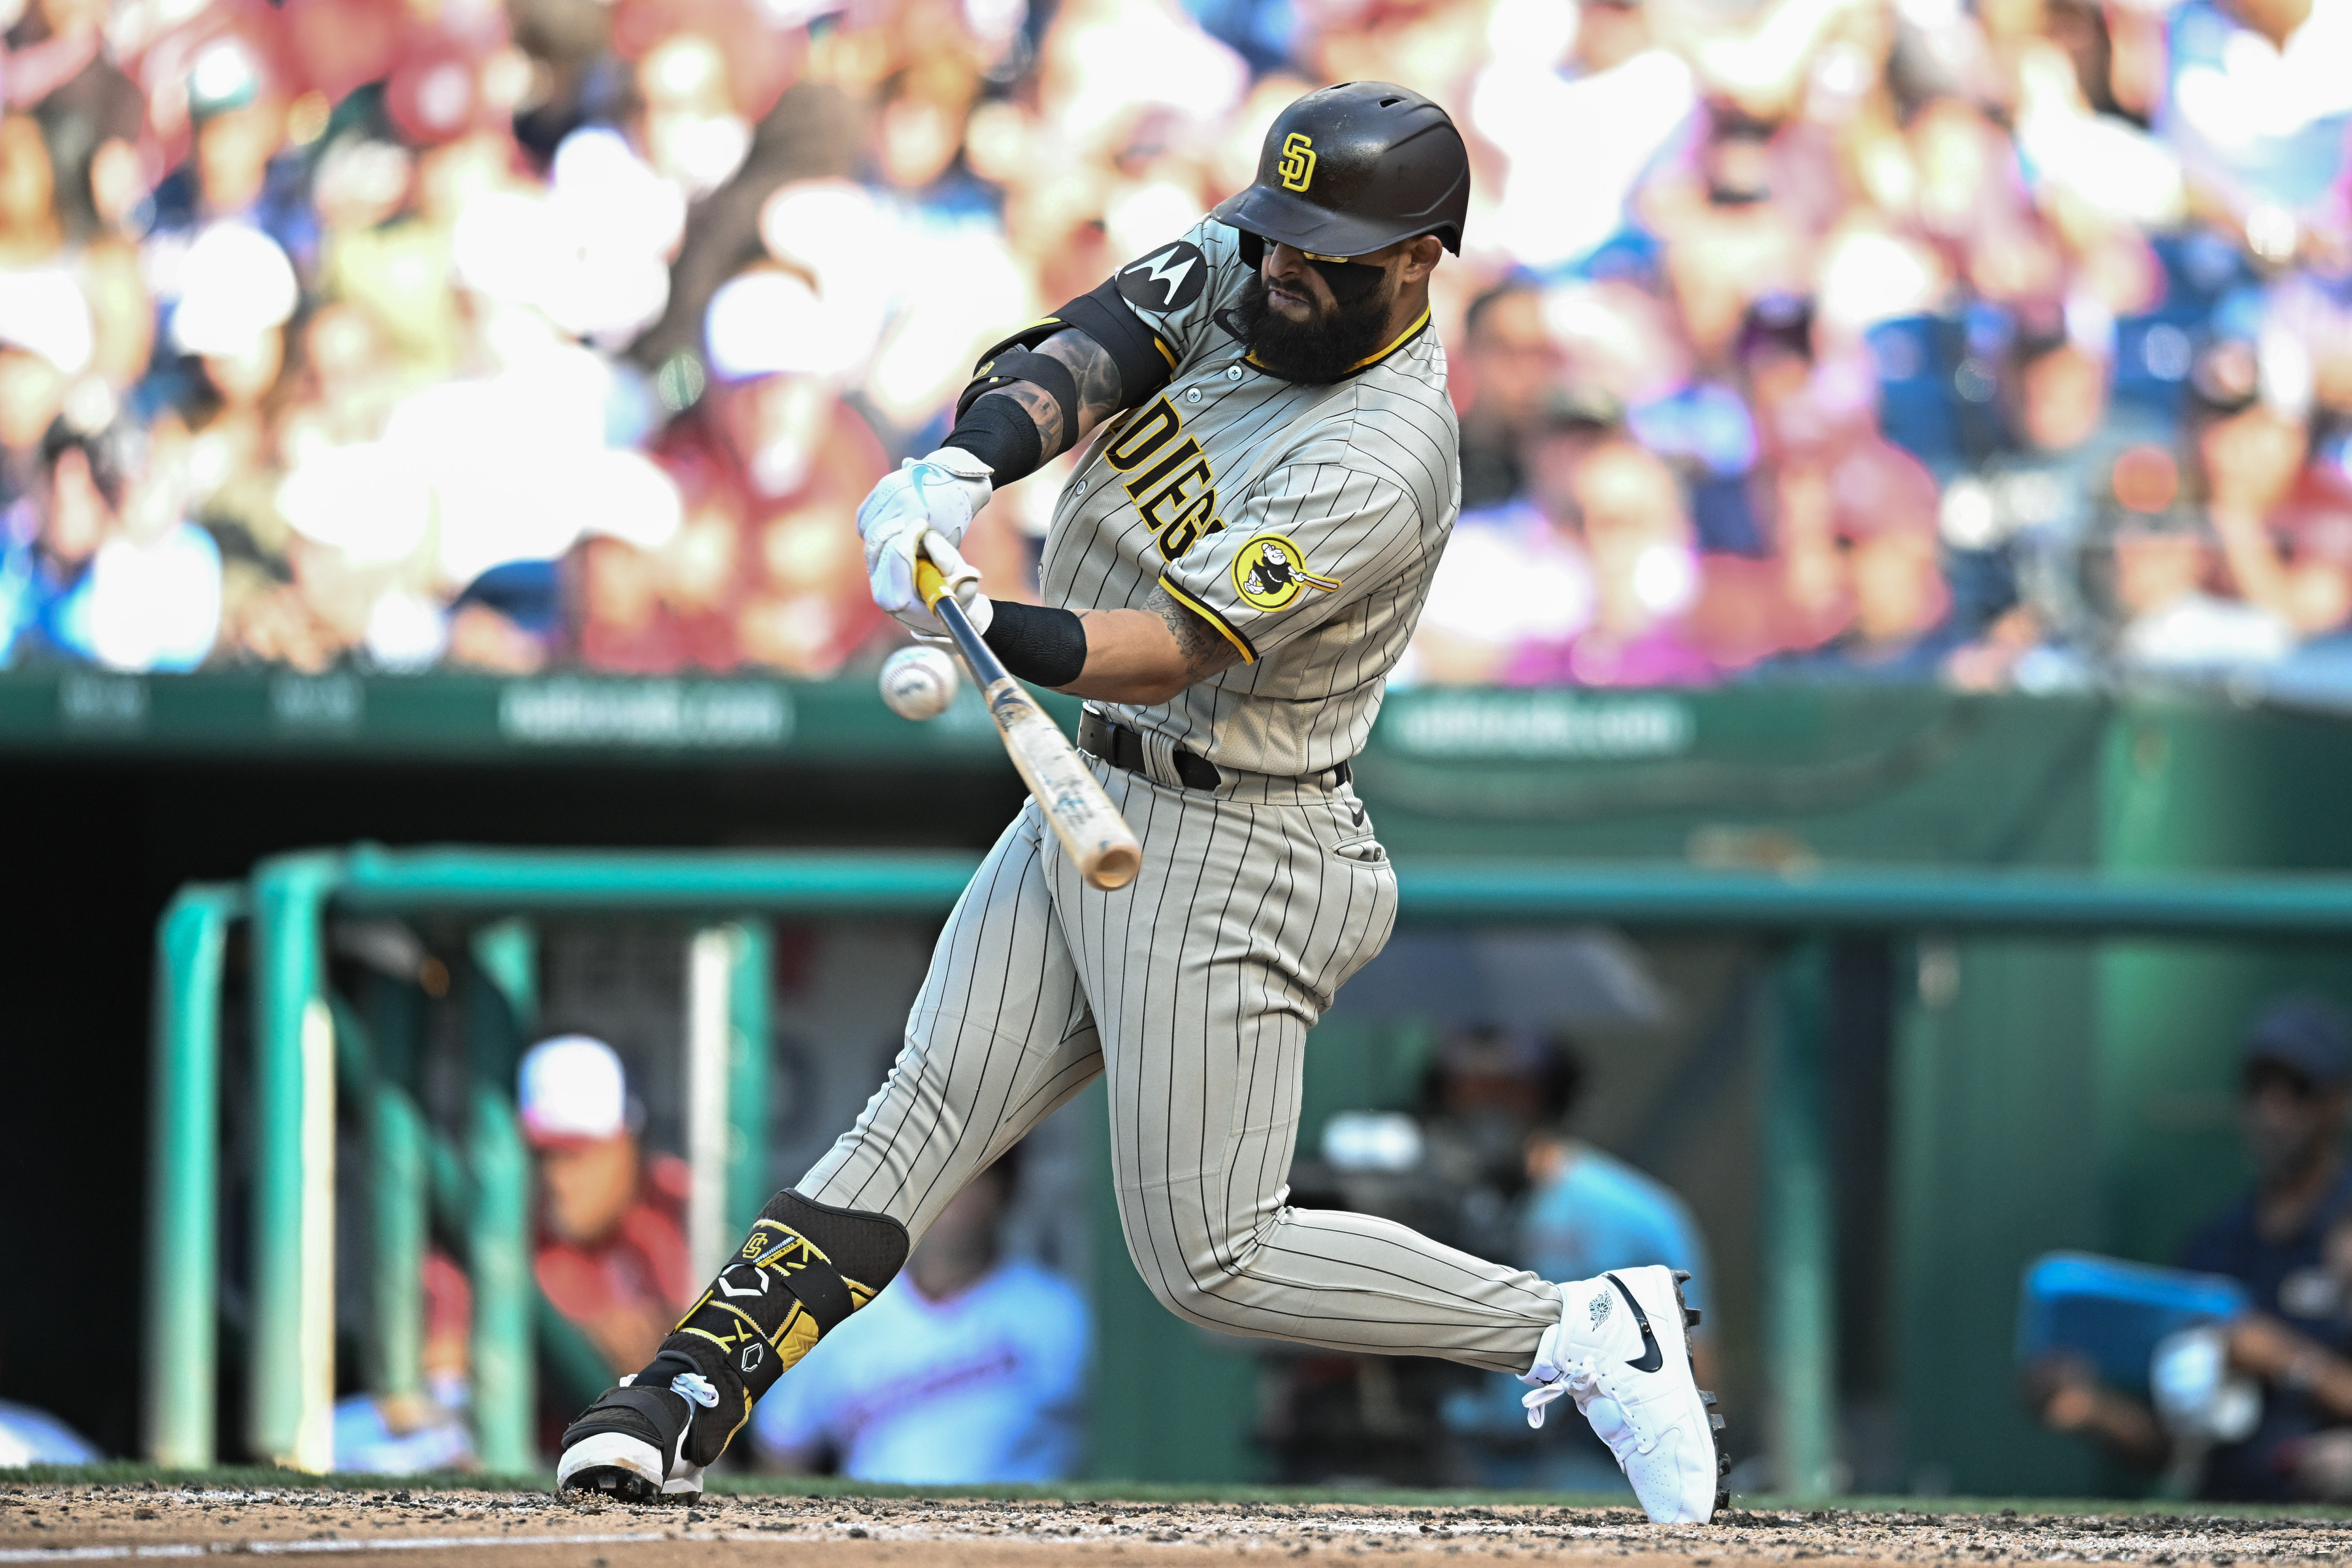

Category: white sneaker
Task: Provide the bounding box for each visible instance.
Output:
[1518,1264,1725,1523]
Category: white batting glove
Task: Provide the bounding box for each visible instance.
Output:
[895,532,993,638]
[857,447,994,621]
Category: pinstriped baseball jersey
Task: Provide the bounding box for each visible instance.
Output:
[644,220,1568,1452]
[784,230,1560,1387]
[1038,218,1460,777]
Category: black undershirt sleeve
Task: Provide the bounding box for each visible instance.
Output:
[981,600,1088,687]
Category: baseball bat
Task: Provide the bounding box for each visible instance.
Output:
[916,557,1143,892]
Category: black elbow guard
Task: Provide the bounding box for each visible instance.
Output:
[955,348,1078,433]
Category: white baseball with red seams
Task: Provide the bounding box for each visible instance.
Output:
[877,645,960,721]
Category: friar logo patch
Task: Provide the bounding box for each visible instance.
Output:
[1232,532,1341,612]
[1117,241,1209,314]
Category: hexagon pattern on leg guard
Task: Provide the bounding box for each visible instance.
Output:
[652,1192,910,1465]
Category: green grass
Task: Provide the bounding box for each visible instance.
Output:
[7,1464,2352,1520]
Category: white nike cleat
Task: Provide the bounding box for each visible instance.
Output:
[1519,1264,1726,1524]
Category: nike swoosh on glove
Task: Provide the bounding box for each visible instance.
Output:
[857,448,994,621]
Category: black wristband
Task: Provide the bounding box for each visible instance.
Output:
[981,600,1088,687]
[944,394,1045,485]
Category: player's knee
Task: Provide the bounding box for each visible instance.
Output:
[1111,1184,1258,1325]
[1124,1244,1224,1325]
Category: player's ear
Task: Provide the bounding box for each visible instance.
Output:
[1398,235,1443,285]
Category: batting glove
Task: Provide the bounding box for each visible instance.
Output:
[898,532,993,639]
[857,447,994,622]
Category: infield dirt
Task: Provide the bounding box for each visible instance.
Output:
[8,1484,2352,1567]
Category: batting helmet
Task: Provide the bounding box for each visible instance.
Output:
[1211,82,1471,259]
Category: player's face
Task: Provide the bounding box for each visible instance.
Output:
[1236,240,1403,382]
[1259,240,1396,325]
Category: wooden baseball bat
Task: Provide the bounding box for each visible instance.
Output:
[916,558,1142,892]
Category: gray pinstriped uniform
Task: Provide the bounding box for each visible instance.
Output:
[793,220,1562,1373]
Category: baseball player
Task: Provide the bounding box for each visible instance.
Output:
[556,82,1724,1523]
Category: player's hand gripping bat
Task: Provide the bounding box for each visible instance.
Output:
[915,537,1142,892]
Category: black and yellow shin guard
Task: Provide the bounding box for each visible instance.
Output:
[637,1192,909,1467]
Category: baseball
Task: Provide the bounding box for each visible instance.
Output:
[879,645,960,721]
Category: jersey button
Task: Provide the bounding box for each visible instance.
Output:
[1186,387,1202,402]
[1074,480,1086,495]
[1226,365,1244,381]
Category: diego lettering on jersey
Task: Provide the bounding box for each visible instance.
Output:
[1102,395,1223,559]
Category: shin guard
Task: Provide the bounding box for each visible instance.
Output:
[641,1192,909,1465]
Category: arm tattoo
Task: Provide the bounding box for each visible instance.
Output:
[1041,329,1128,436]
[981,330,1130,465]
[1147,585,1243,683]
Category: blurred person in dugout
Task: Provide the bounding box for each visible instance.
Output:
[521,1036,695,1376]
[2025,998,2352,1501]
[1260,1028,1599,1485]
[1430,1032,1712,1490]
[748,1143,1087,1484]
[332,1253,479,1473]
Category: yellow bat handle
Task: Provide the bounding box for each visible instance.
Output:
[915,557,950,610]
[909,547,1139,891]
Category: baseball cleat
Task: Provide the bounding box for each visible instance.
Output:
[1519,1264,1727,1524]
[555,1364,719,1502]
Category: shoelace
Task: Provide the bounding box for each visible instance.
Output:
[671,1372,719,1409]
[1519,1354,1599,1430]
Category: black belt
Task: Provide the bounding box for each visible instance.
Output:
[1077,711,1348,792]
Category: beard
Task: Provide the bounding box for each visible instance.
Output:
[1234,267,1399,384]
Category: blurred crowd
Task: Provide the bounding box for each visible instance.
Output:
[0,0,2342,688]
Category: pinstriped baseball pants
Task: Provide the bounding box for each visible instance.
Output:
[793,759,1564,1374]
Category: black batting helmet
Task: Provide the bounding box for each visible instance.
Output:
[1211,82,1471,259]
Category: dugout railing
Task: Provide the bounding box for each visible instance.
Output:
[143,847,2352,1495]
